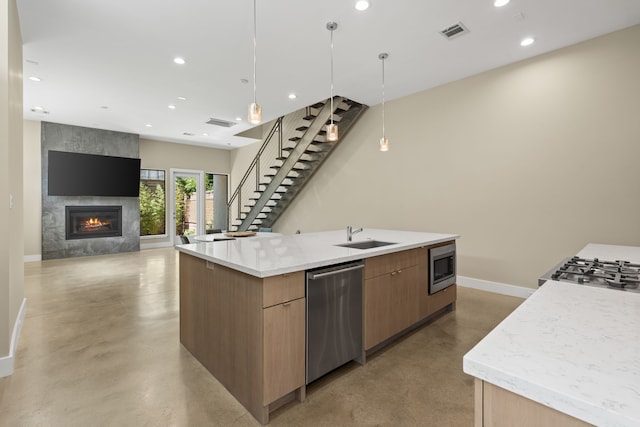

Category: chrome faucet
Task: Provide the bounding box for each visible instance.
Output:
[347,226,363,242]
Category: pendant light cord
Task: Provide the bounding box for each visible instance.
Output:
[381,56,386,138]
[330,26,334,125]
[253,0,257,105]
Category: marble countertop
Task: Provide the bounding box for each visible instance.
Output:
[175,229,459,278]
[464,244,640,427]
[576,243,640,263]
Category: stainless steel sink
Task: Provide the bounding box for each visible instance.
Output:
[335,240,396,250]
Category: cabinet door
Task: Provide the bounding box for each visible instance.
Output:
[364,274,394,350]
[391,265,419,333]
[263,297,305,404]
[364,265,419,350]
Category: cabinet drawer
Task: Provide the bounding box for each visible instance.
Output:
[364,248,418,279]
[428,284,456,314]
[263,271,305,308]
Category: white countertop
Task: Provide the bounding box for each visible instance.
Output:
[577,243,640,264]
[176,229,459,278]
[464,244,640,427]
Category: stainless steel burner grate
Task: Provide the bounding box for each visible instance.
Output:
[540,256,640,292]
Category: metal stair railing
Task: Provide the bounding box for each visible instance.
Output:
[227,107,312,230]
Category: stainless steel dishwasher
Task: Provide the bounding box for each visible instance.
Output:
[306,260,364,384]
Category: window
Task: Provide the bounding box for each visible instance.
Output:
[139,169,166,236]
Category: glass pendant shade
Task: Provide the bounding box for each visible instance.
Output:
[248,102,262,125]
[379,136,389,152]
[327,123,339,142]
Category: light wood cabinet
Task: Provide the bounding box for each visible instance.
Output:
[179,253,305,425]
[364,249,420,350]
[263,297,305,404]
[474,379,593,427]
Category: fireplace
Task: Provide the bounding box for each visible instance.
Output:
[65,206,123,240]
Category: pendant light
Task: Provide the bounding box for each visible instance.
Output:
[379,52,389,152]
[326,22,339,142]
[248,0,262,125]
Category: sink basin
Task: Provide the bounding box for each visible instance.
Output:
[335,240,396,250]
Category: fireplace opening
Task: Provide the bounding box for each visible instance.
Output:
[65,206,123,240]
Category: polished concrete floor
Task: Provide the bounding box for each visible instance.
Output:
[0,248,523,426]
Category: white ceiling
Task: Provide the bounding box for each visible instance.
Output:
[17,0,640,149]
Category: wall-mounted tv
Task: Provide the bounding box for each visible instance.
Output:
[48,150,141,197]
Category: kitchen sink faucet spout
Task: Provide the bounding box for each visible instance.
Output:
[347,226,363,242]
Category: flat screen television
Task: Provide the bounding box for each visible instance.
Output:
[48,150,141,197]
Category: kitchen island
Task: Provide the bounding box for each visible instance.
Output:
[464,244,640,427]
[176,229,459,424]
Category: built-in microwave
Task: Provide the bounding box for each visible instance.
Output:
[429,243,456,294]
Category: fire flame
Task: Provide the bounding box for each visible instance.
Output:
[81,217,111,229]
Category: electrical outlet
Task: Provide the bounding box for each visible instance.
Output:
[9,194,13,209]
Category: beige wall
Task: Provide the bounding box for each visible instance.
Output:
[234,25,640,289]
[23,120,40,257]
[1,0,24,361]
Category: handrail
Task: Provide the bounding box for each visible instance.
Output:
[227,117,283,228]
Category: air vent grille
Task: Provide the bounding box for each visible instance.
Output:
[440,22,469,39]
[206,117,237,128]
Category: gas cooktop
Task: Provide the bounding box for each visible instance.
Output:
[539,256,640,293]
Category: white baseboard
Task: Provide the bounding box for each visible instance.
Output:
[0,298,27,378]
[24,254,41,262]
[140,241,173,250]
[457,276,535,299]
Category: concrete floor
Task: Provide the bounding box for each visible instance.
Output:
[0,247,523,426]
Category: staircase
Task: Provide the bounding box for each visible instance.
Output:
[228,96,367,232]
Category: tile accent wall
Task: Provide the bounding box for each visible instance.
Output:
[41,122,140,260]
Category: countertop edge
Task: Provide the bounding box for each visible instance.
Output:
[462,355,633,427]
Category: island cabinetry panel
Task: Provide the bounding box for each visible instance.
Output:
[179,253,305,425]
[475,379,593,427]
[178,252,207,360]
[364,249,420,350]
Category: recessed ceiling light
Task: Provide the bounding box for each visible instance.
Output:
[202,133,209,137]
[494,0,510,7]
[177,96,187,101]
[28,76,41,82]
[145,124,152,128]
[174,57,186,65]
[30,106,49,114]
[355,0,370,11]
[168,105,176,109]
[288,93,297,100]
[520,37,535,46]
[183,132,194,136]
[236,117,242,121]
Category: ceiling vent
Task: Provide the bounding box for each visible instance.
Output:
[206,117,237,128]
[440,22,469,40]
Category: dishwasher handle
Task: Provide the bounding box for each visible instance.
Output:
[307,263,364,280]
